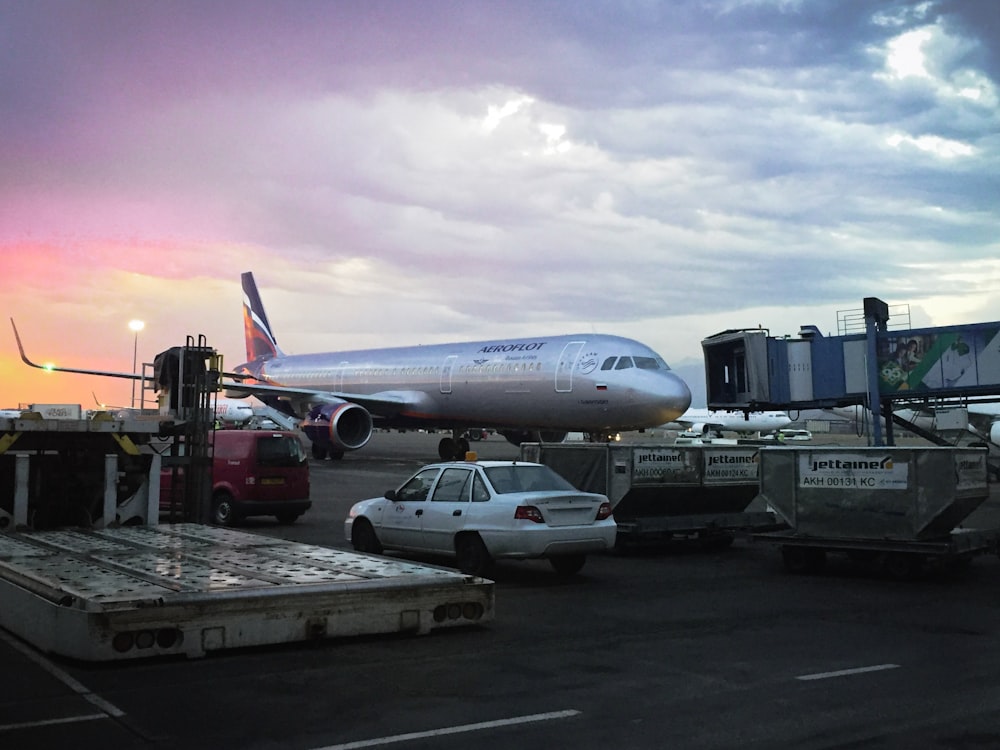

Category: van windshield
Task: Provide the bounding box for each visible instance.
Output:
[256,435,307,467]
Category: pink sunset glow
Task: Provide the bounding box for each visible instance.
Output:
[3,2,999,410]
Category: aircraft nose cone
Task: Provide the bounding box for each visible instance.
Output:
[659,372,693,423]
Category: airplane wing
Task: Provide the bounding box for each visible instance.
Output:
[11,318,143,379]
[11,318,247,382]
[221,380,421,419]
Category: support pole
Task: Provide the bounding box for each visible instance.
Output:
[863,297,890,447]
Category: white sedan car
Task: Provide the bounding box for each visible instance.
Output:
[344,460,616,576]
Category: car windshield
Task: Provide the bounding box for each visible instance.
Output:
[483,465,576,494]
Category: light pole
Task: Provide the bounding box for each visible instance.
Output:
[129,319,145,408]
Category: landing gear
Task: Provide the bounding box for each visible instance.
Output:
[437,431,471,460]
[310,442,344,460]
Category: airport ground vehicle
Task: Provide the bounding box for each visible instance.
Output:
[161,429,311,525]
[761,429,813,441]
[345,460,617,575]
[1,347,492,662]
[753,445,999,578]
[519,441,780,547]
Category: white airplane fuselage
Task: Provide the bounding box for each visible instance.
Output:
[667,408,792,435]
[246,335,691,432]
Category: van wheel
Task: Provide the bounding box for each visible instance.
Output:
[455,534,493,576]
[211,492,239,526]
[351,518,383,554]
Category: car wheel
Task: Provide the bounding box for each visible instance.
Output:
[275,512,300,525]
[549,554,586,576]
[211,492,239,526]
[351,518,383,555]
[455,533,493,576]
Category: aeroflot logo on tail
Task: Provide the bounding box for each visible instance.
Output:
[478,342,547,353]
[811,457,893,471]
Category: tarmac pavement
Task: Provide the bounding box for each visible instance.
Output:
[2,429,1000,749]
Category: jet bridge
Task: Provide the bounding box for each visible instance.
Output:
[702,297,1000,447]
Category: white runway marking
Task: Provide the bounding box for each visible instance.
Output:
[0,628,126,733]
[797,663,900,681]
[1,714,107,733]
[316,709,582,749]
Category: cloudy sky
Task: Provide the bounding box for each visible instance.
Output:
[2,0,998,409]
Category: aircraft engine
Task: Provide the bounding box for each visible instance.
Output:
[991,421,1000,446]
[301,401,373,459]
[500,429,567,447]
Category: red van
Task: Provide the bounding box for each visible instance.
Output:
[161,430,311,526]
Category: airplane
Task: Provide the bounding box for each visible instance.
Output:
[226,271,692,460]
[664,408,793,437]
[108,390,298,429]
[88,390,257,423]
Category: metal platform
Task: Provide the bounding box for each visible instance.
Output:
[0,524,493,661]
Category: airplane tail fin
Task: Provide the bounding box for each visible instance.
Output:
[241,272,283,362]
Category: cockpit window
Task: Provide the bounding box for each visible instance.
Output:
[603,355,668,371]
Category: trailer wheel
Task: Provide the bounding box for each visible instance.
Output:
[884,552,923,581]
[703,533,735,551]
[782,546,826,574]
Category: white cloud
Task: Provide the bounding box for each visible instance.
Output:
[886,132,974,158]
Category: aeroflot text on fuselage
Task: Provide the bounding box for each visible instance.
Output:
[478,342,548,353]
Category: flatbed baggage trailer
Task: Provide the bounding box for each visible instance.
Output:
[0,524,494,661]
[753,445,998,577]
[519,442,781,547]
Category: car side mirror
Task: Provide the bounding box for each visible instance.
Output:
[384,490,397,501]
